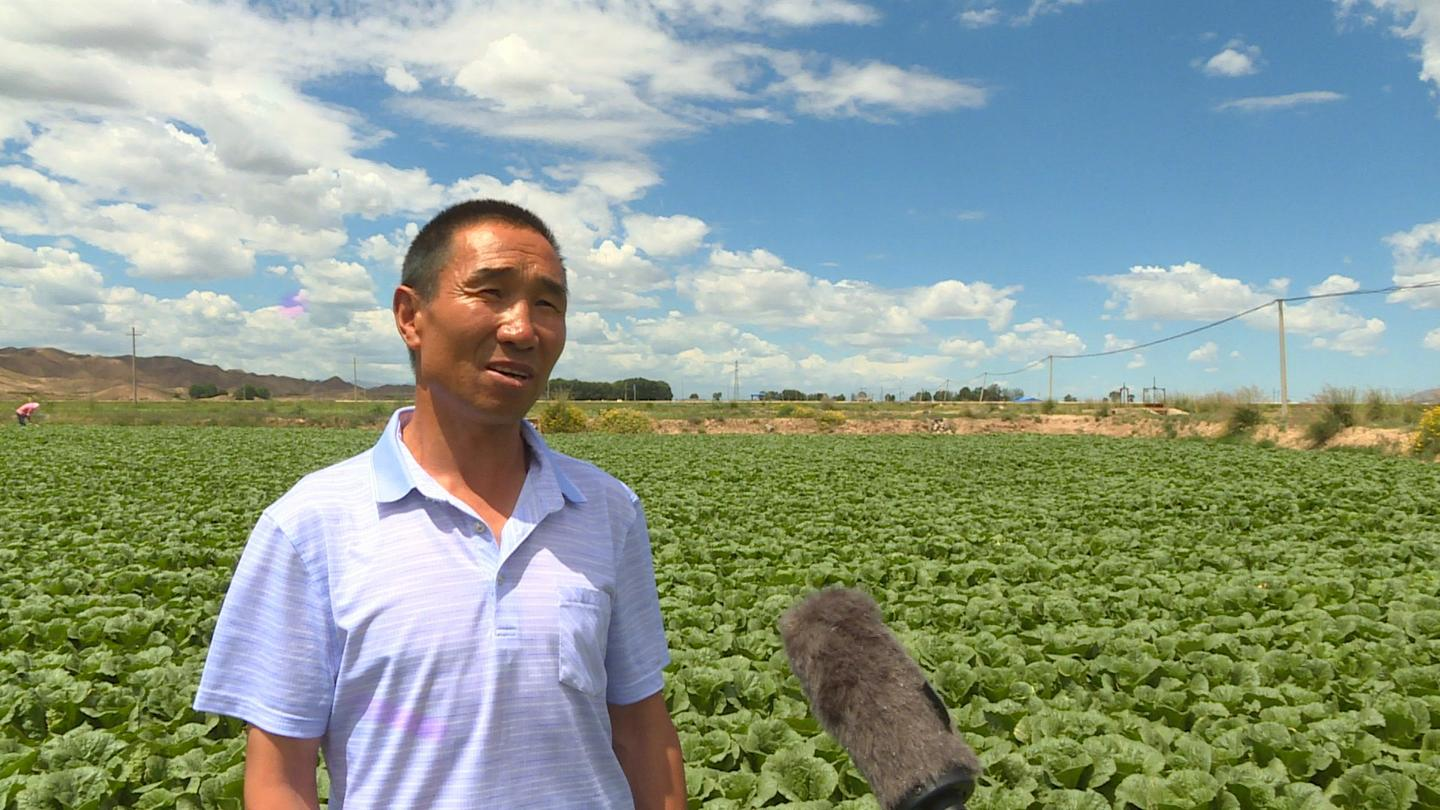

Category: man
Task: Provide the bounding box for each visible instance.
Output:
[195,200,685,809]
[15,401,38,426]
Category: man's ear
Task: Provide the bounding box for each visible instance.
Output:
[394,285,424,354]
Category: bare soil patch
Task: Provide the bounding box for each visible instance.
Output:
[655,413,1414,454]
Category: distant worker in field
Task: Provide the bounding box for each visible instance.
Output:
[15,401,38,426]
[194,200,684,808]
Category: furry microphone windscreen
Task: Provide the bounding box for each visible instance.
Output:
[780,587,981,810]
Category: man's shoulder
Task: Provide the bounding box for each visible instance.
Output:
[543,446,638,504]
[264,448,376,526]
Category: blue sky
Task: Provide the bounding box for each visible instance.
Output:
[1,0,1437,399]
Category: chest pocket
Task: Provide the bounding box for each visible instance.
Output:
[557,586,611,697]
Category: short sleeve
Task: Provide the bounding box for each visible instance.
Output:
[194,512,337,738]
[604,499,670,705]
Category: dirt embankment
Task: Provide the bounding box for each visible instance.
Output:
[654,413,1417,453]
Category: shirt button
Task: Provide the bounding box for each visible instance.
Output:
[475,522,485,534]
[496,573,505,585]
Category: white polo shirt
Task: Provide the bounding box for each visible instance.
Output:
[194,407,670,808]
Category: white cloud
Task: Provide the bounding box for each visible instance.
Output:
[958,8,1001,28]
[938,336,988,362]
[751,0,880,27]
[1215,91,1346,112]
[566,311,619,344]
[1187,341,1219,363]
[989,317,1085,359]
[1013,0,1091,26]
[1339,1,1440,108]
[1425,327,1440,351]
[773,59,988,118]
[1126,353,1146,369]
[1384,218,1440,309]
[1277,275,1388,356]
[0,0,973,290]
[650,0,879,29]
[568,240,670,309]
[291,259,380,328]
[0,237,407,381]
[1200,40,1263,77]
[680,249,1019,346]
[384,65,421,93]
[1311,318,1386,356]
[1091,262,1273,321]
[909,279,1020,329]
[622,214,709,257]
[1103,333,1136,351]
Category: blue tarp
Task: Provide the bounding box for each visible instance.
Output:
[1013,396,1041,402]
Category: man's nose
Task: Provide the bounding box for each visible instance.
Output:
[497,301,537,347]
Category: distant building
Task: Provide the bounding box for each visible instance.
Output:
[853,390,872,403]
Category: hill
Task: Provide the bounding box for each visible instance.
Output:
[0,347,413,401]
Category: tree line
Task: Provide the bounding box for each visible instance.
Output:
[189,383,271,400]
[549,377,673,401]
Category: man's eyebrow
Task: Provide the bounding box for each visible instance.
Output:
[462,266,568,297]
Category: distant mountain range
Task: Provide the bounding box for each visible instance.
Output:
[0,347,414,401]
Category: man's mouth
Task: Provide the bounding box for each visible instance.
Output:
[486,362,533,382]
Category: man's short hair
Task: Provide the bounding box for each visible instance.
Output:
[400,199,563,303]
[398,200,563,374]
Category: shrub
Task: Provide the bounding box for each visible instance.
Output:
[1412,405,1440,459]
[1305,411,1346,448]
[788,405,818,419]
[776,404,796,417]
[1364,389,1388,423]
[592,408,654,434]
[1315,385,1357,428]
[188,383,221,399]
[816,410,846,429]
[1096,401,1111,418]
[538,399,588,433]
[1040,399,1056,415]
[1225,403,1263,436]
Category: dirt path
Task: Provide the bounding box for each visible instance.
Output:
[654,413,1417,454]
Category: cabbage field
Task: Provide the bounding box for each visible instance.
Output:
[2,425,1439,809]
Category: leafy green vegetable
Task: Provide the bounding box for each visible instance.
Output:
[3,427,1438,808]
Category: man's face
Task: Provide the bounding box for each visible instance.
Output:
[400,220,567,426]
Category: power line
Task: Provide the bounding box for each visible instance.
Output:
[961,277,1440,402]
[1027,279,1440,364]
[1055,300,1275,360]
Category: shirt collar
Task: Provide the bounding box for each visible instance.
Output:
[371,407,585,505]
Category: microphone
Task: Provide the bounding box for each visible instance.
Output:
[780,587,981,810]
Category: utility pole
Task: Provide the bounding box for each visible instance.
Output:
[130,326,141,404]
[1277,299,1290,428]
[731,360,740,402]
[352,356,359,401]
[1047,355,1054,402]
[978,372,988,404]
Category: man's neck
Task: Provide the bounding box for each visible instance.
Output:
[401,396,529,513]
